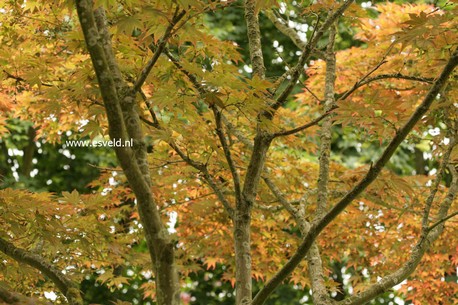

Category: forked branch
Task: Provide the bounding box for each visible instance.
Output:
[263,175,334,305]
[252,48,458,305]
[271,0,355,110]
[77,1,181,304]
[264,9,326,59]
[140,96,235,218]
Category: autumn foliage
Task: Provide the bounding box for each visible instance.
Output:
[0,1,457,305]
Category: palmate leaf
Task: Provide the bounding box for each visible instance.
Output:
[80,120,104,139]
[109,276,130,288]
[96,269,114,285]
[404,11,428,27]
[23,0,43,12]
[60,189,81,205]
[204,256,223,270]
[116,16,143,35]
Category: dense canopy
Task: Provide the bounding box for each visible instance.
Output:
[0,0,457,305]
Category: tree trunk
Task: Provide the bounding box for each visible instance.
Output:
[75,1,181,304]
[234,205,252,305]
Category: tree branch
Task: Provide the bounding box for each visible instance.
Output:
[305,24,337,305]
[315,23,336,220]
[427,209,458,233]
[76,1,124,135]
[76,2,181,304]
[0,285,18,304]
[77,1,152,197]
[339,149,458,305]
[221,115,254,149]
[230,3,269,303]
[156,52,235,218]
[264,9,307,50]
[253,202,284,212]
[272,107,336,138]
[273,75,432,139]
[263,177,304,227]
[244,0,265,78]
[264,9,326,59]
[264,176,333,305]
[252,48,458,305]
[303,85,324,103]
[271,0,355,110]
[0,284,52,304]
[164,49,206,95]
[311,24,338,304]
[269,15,321,106]
[167,40,245,301]
[337,73,434,101]
[0,237,82,305]
[133,8,186,92]
[420,132,457,233]
[140,96,235,218]
[213,107,243,205]
[93,7,126,91]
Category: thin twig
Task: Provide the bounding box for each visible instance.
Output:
[133,8,186,92]
[272,106,336,138]
[213,107,243,204]
[253,48,458,305]
[139,91,234,218]
[427,210,458,233]
[270,15,321,104]
[420,128,457,234]
[263,177,301,221]
[269,0,355,110]
[303,85,323,103]
[338,73,434,101]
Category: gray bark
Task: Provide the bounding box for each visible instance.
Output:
[75,1,180,304]
[253,47,458,305]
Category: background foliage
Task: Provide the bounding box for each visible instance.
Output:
[0,0,457,304]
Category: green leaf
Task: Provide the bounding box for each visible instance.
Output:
[116,16,143,35]
[61,190,81,205]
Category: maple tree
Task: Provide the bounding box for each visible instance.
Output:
[0,0,458,305]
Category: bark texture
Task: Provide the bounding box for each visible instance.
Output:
[252,47,458,305]
[0,237,82,305]
[244,0,266,78]
[75,1,180,304]
[306,24,337,305]
[231,2,271,304]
